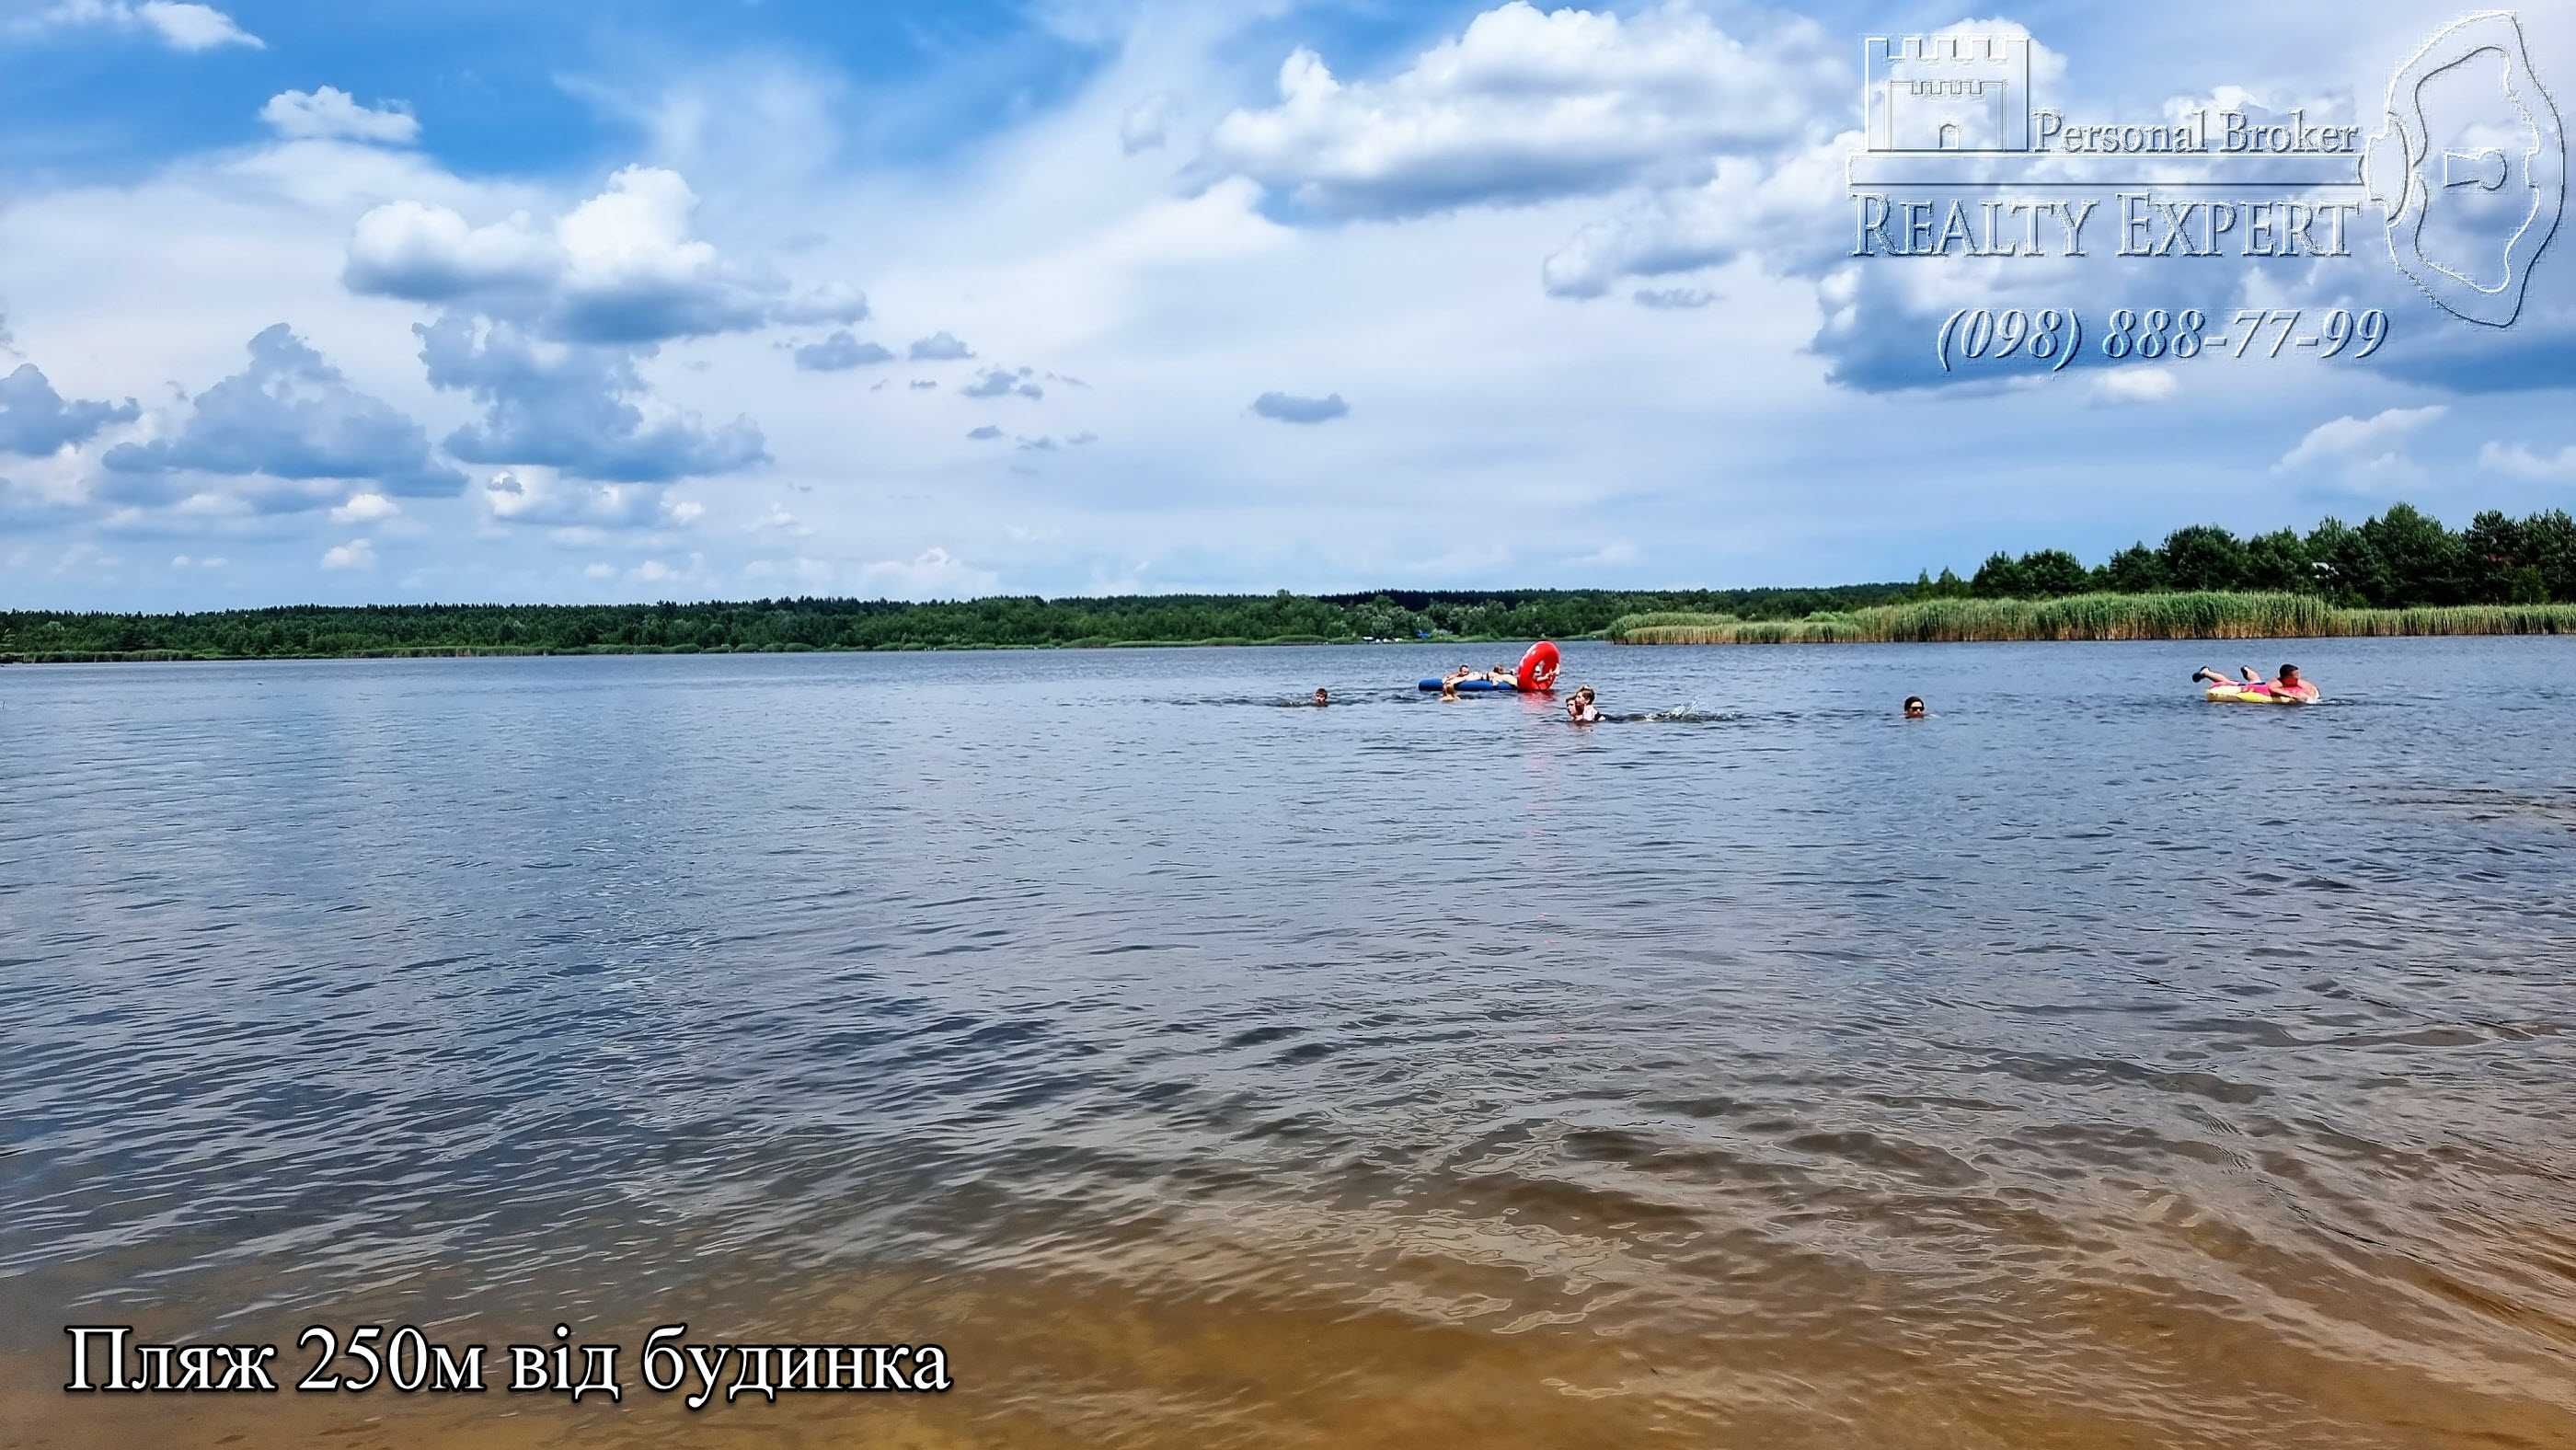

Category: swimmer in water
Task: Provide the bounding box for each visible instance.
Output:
[1903,696,1926,719]
[1311,687,1329,707]
[1438,679,1460,701]
[1566,685,1601,723]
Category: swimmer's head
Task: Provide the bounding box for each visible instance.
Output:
[2278,664,2300,684]
[1903,696,1926,719]
[1312,687,1328,706]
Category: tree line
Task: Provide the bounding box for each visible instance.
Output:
[6,502,2570,662]
[1936,503,2576,607]
[1,584,1912,660]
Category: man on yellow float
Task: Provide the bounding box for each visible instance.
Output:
[2193,663,2319,704]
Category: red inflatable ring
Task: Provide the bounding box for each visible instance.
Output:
[1515,641,1561,692]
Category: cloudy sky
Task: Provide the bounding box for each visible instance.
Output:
[0,0,2570,608]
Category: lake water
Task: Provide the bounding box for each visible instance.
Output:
[4,639,2572,1448]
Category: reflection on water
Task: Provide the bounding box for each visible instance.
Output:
[4,639,2572,1447]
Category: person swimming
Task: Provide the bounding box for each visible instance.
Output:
[1438,679,1460,701]
[1566,685,1601,723]
[1903,696,1926,719]
[1311,687,1329,707]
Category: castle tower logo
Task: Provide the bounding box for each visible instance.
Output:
[1864,34,2032,154]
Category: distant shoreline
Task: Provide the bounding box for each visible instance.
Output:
[3,587,1907,662]
[14,490,2576,663]
[0,636,1534,665]
[9,586,2576,666]
[9,598,2576,666]
[1609,593,2576,646]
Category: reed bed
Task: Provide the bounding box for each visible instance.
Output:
[1607,610,1742,632]
[1608,593,2576,645]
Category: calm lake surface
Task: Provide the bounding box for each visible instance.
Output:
[5,639,2572,1448]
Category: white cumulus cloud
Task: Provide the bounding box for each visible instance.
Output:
[20,0,261,51]
[627,552,707,586]
[260,87,420,144]
[1121,93,1176,155]
[1203,1,1839,219]
[2274,406,2448,472]
[328,491,400,524]
[2478,441,2576,482]
[320,537,376,570]
[2092,370,2179,406]
[857,546,996,600]
[1541,129,1852,298]
[346,167,861,344]
[480,467,674,529]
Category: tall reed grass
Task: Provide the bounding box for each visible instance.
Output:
[1606,593,2576,645]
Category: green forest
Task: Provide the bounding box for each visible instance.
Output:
[2,584,1909,662]
[1933,502,2576,606]
[6,502,2574,662]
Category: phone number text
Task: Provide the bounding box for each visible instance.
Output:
[1935,308,2389,374]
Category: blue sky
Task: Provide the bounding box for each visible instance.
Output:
[0,0,2570,607]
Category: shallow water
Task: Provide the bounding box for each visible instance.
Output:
[4,639,2572,1447]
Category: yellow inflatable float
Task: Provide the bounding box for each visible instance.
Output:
[2204,685,2317,705]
